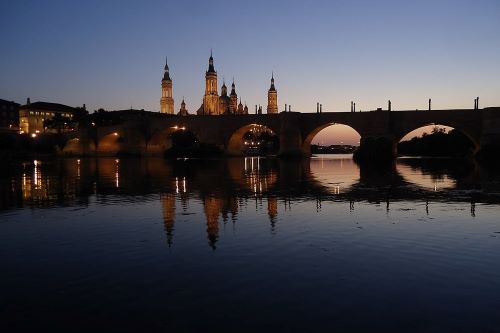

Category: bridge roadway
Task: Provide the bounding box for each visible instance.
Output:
[64,107,500,158]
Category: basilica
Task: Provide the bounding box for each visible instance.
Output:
[160,53,278,116]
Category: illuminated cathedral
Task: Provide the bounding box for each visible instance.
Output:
[160,52,278,116]
[196,51,248,115]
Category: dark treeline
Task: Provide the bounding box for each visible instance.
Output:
[398,128,475,158]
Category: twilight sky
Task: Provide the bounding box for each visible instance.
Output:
[1,0,499,144]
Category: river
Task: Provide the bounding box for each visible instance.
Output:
[1,155,500,332]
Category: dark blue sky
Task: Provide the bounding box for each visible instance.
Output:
[1,0,499,125]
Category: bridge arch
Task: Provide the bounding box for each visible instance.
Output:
[396,123,480,156]
[62,138,95,155]
[226,123,279,156]
[147,126,200,156]
[96,131,123,156]
[302,123,361,156]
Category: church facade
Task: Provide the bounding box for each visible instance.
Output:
[196,52,249,115]
[160,53,278,116]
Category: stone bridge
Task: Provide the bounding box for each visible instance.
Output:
[63,107,500,158]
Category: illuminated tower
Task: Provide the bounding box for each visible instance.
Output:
[219,80,231,114]
[237,98,244,114]
[160,57,174,114]
[203,51,219,115]
[267,73,278,114]
[229,79,238,114]
[178,98,189,116]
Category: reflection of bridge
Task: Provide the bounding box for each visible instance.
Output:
[64,108,500,157]
[5,157,499,249]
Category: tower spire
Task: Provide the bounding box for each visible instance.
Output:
[207,50,215,73]
[163,56,171,81]
[230,78,236,96]
[269,72,276,91]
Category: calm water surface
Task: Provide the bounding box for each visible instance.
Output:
[1,155,500,332]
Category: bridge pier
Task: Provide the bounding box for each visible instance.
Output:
[354,135,397,163]
[476,108,500,162]
[278,112,306,157]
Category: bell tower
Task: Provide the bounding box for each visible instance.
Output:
[229,79,238,114]
[160,57,174,114]
[267,72,278,114]
[203,50,219,115]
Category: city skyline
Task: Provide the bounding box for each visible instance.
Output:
[2,0,500,145]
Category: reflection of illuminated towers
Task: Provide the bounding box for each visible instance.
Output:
[203,195,223,249]
[161,193,176,247]
[221,196,239,224]
[267,196,278,232]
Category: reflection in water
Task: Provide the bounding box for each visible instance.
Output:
[1,156,500,249]
[309,154,359,194]
[2,155,500,332]
[161,193,176,247]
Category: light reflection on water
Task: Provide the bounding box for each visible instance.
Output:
[1,155,500,332]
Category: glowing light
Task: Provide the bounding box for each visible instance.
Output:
[33,160,41,189]
[113,132,119,136]
[31,133,37,138]
[115,161,120,188]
